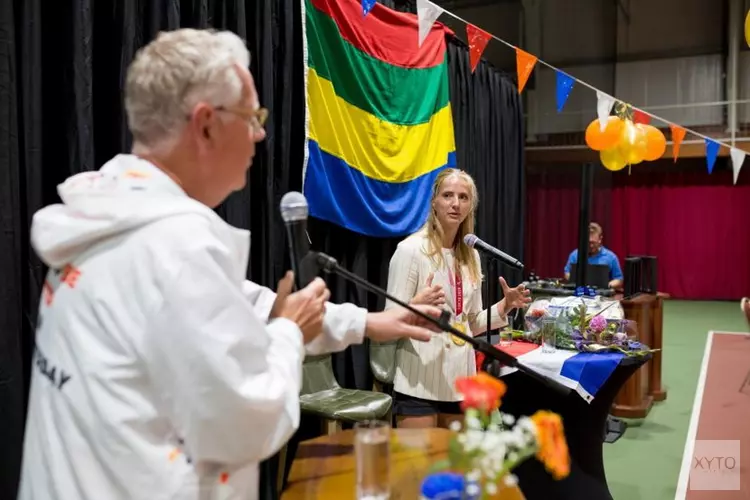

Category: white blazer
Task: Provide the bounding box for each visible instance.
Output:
[18,155,366,500]
[385,229,507,402]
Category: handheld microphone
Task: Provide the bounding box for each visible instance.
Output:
[280,192,314,290]
[464,234,524,270]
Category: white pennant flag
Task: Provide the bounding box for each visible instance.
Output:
[730,147,746,185]
[417,0,443,47]
[596,91,616,132]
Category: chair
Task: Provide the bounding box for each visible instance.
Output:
[369,340,399,391]
[299,354,392,434]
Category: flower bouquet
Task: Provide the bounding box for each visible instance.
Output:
[513,300,658,357]
[564,302,658,356]
[421,373,570,499]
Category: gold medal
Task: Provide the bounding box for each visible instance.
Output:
[451,321,467,346]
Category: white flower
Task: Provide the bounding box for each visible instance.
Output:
[466,415,482,430]
[465,483,481,497]
[502,413,516,426]
[449,420,462,432]
[466,469,481,482]
[486,482,498,495]
[504,474,518,487]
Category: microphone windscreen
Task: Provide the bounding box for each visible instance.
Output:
[463,233,478,247]
[280,192,308,222]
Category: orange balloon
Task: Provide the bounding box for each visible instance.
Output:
[641,125,666,161]
[585,116,624,151]
[617,120,647,165]
[600,147,627,171]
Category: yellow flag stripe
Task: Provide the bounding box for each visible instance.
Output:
[307,68,456,183]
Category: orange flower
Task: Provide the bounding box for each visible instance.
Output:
[455,373,507,412]
[531,411,570,480]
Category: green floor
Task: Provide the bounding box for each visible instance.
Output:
[604,300,748,500]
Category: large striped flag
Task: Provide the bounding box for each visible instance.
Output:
[302,0,457,238]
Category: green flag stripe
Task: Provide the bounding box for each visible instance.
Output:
[307,2,450,126]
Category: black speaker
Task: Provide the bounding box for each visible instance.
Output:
[640,256,658,294]
[624,257,642,296]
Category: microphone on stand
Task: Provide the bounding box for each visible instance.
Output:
[280,192,315,290]
[313,251,570,397]
[464,234,524,270]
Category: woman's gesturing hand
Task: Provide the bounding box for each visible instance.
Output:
[410,272,446,308]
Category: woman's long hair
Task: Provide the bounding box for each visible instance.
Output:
[422,168,482,284]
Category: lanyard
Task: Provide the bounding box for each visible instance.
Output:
[452,261,463,317]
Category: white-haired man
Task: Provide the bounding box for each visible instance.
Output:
[18,29,438,499]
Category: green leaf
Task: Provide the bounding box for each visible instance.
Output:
[428,459,452,473]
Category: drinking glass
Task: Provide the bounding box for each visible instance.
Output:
[541,318,557,353]
[354,420,391,500]
[499,324,513,347]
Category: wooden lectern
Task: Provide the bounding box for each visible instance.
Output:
[611,293,667,418]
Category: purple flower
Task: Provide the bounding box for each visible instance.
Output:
[590,315,607,333]
[575,340,584,351]
[571,329,583,341]
[614,332,627,344]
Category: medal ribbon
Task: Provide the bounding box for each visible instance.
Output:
[450,261,467,347]
[454,263,463,318]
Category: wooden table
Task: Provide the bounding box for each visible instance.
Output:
[282,428,525,499]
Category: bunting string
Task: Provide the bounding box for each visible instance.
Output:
[406,0,746,182]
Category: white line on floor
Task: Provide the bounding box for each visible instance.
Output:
[674,330,715,499]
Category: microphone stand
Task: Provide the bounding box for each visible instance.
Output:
[313,251,570,396]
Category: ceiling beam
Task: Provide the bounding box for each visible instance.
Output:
[436,0,520,10]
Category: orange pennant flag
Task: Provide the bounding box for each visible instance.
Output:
[670,124,687,162]
[516,48,538,93]
[467,24,492,73]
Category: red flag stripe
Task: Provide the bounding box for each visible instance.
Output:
[309,0,451,69]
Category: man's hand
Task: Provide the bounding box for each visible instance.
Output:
[608,279,623,290]
[742,297,750,327]
[410,272,446,307]
[497,277,531,316]
[365,305,443,343]
[272,272,330,344]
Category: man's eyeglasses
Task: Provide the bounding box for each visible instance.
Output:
[216,105,268,132]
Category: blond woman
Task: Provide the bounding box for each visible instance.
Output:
[385,168,530,429]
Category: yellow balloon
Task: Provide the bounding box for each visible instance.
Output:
[616,120,647,165]
[746,10,750,47]
[600,148,627,171]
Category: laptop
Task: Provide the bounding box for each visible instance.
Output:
[570,263,610,289]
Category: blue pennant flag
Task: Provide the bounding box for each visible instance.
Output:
[362,0,376,16]
[705,139,720,174]
[556,70,575,112]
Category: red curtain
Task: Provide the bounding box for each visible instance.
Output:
[525,159,750,300]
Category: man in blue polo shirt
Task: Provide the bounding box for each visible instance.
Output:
[564,222,623,289]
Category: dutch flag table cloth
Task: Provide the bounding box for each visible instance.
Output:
[484,341,625,403]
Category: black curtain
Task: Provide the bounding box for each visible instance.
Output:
[0,0,302,497]
[0,0,523,498]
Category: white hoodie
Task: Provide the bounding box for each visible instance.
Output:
[18,155,367,500]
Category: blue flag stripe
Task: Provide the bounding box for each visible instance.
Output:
[559,352,624,397]
[304,140,456,237]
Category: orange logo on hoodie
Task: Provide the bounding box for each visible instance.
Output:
[123,170,151,179]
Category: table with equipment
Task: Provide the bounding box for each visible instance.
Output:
[522,279,666,419]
